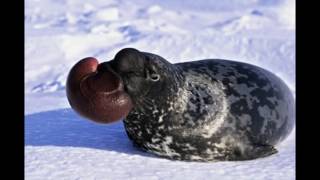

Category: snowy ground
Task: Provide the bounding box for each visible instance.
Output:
[25,0,295,179]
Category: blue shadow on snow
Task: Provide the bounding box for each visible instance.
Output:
[25,108,156,158]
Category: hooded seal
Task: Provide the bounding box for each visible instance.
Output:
[67,48,295,161]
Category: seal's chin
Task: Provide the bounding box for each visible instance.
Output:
[66,57,133,124]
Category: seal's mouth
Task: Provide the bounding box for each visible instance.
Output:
[66,57,133,124]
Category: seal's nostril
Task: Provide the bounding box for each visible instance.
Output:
[97,62,109,72]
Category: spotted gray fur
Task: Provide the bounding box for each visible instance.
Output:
[123,52,295,162]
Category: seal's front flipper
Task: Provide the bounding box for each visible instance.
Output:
[246,144,278,160]
[230,144,278,161]
[224,144,278,161]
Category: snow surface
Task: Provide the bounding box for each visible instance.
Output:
[25,0,295,179]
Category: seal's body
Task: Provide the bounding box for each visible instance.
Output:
[67,48,295,162]
[123,53,295,161]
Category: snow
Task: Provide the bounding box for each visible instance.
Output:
[25,0,295,179]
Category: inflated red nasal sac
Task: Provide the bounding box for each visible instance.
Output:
[66,57,133,124]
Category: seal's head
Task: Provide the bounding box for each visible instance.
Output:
[66,48,180,123]
[107,48,181,105]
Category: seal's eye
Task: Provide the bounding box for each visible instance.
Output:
[150,73,160,81]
